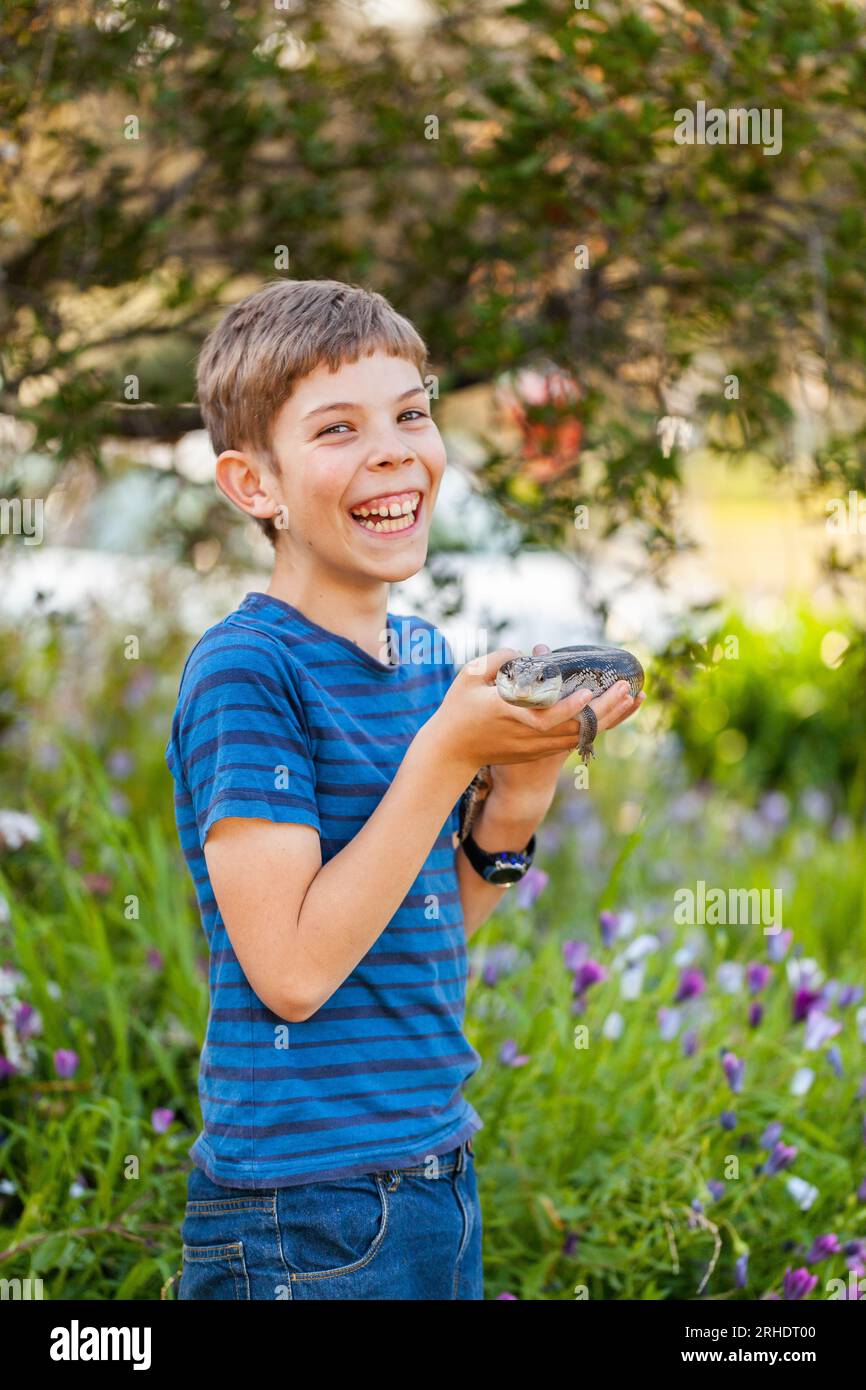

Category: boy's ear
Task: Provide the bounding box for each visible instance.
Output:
[214,449,281,525]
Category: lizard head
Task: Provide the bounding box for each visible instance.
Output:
[496,655,563,707]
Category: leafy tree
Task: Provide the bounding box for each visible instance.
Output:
[1,0,864,591]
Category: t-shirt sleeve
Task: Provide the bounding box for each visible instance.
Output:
[167,627,321,846]
[430,625,466,839]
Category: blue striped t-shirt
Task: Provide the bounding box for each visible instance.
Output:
[165,590,483,1188]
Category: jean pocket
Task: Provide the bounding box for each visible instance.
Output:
[179,1240,250,1300]
[280,1172,390,1282]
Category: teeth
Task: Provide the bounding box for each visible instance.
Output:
[355,510,416,533]
[350,491,420,531]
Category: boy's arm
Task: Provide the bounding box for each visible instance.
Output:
[454,787,553,940]
[204,720,476,1023]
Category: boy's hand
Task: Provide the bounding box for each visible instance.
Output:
[427,646,598,779]
[426,643,645,797]
[489,643,646,808]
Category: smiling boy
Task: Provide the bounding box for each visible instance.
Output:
[166,278,643,1301]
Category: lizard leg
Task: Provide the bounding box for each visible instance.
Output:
[577,705,598,764]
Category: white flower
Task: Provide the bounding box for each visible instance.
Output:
[0,966,26,997]
[0,810,41,851]
[786,1176,819,1211]
[855,1005,866,1045]
[790,1067,815,1096]
[614,933,661,970]
[617,910,638,939]
[602,1012,624,1041]
[716,962,745,994]
[620,965,645,1001]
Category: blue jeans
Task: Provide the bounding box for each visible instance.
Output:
[178,1138,483,1300]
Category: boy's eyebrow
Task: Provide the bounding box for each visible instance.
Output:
[301,386,428,422]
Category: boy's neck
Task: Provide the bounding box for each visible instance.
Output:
[266,562,393,665]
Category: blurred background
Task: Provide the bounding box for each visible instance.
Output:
[1,0,865,1301]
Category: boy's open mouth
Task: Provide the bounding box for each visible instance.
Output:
[348,489,423,537]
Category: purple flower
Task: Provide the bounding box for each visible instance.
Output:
[763,1141,798,1175]
[562,1231,580,1257]
[499,1039,529,1068]
[722,1051,744,1094]
[758,791,789,829]
[706,1179,726,1202]
[14,1002,41,1038]
[107,749,135,779]
[748,1001,763,1028]
[792,987,823,1023]
[827,1046,843,1078]
[657,1007,681,1041]
[839,984,864,1008]
[806,1233,841,1263]
[760,1121,783,1149]
[746,962,771,994]
[767,929,793,963]
[720,1110,737,1131]
[598,910,620,948]
[54,1049,79,1079]
[151,1107,175,1134]
[782,1267,818,1300]
[844,1240,866,1267]
[481,944,518,987]
[573,959,607,994]
[514,867,549,909]
[735,1252,749,1288]
[0,1056,18,1078]
[681,1029,698,1057]
[147,948,164,972]
[675,968,706,1003]
[496,1292,518,1299]
[858,1175,866,1203]
[804,1011,843,1051]
[563,940,588,973]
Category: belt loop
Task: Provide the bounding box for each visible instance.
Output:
[455,1140,467,1175]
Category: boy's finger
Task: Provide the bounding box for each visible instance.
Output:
[534,686,594,730]
[589,680,632,718]
[463,647,522,680]
[604,692,647,729]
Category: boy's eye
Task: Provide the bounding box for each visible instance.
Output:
[317,409,429,438]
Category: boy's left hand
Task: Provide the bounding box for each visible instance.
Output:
[486,643,646,810]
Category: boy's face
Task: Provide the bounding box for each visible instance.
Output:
[266,349,446,584]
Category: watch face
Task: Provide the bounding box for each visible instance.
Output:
[486,861,525,885]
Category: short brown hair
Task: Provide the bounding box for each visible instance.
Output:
[196,279,429,545]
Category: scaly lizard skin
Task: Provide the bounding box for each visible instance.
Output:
[455,644,644,846]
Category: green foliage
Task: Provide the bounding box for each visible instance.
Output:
[657,608,866,809]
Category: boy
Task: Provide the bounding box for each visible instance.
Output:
[165,278,644,1301]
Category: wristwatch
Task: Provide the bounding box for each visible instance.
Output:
[460,828,537,886]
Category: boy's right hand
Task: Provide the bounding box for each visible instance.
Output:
[424,647,597,777]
